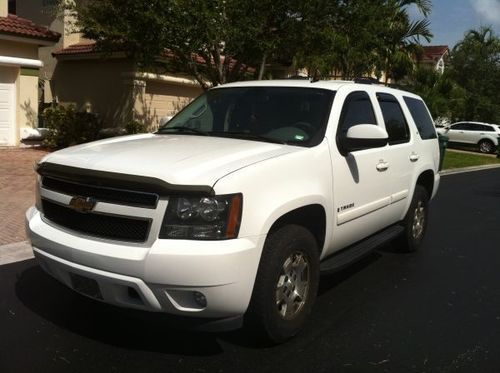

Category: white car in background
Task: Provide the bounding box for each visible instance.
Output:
[437,121,500,153]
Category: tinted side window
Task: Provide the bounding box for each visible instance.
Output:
[468,123,483,131]
[403,97,437,140]
[377,93,410,145]
[479,124,494,132]
[338,91,377,138]
[451,123,468,130]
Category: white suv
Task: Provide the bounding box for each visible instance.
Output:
[437,121,500,153]
[26,80,440,342]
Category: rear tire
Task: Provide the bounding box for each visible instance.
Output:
[245,225,319,343]
[396,185,429,252]
[478,139,494,154]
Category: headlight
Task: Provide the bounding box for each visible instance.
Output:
[159,194,242,240]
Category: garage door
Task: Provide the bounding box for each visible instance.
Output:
[0,67,17,146]
[144,81,202,127]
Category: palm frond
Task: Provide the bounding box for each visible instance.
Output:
[406,18,433,43]
[398,0,432,17]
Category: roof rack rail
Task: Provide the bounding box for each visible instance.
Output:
[353,77,381,85]
[284,75,311,80]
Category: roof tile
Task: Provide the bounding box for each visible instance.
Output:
[52,41,97,55]
[0,14,60,42]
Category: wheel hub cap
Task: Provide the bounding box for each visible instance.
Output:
[275,252,310,320]
[412,201,425,239]
[480,142,492,153]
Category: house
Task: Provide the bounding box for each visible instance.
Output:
[420,45,449,74]
[13,0,202,131]
[0,0,59,146]
[51,41,202,129]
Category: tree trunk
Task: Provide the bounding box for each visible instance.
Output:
[258,53,267,80]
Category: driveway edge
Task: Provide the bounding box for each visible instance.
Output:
[0,241,34,265]
[440,164,500,176]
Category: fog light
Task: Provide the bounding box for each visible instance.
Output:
[193,291,207,307]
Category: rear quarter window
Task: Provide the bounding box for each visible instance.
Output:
[403,97,437,140]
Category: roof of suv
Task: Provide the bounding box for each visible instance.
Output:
[451,121,497,126]
[215,79,420,98]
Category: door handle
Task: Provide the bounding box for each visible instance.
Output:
[376,161,389,172]
[409,153,420,162]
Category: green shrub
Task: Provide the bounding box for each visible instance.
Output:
[125,120,147,134]
[42,104,102,148]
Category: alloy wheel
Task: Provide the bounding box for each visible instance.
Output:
[275,252,310,320]
[412,201,426,240]
[480,141,493,153]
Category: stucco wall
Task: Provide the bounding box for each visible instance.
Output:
[15,0,87,102]
[18,73,38,129]
[0,39,38,60]
[51,58,137,127]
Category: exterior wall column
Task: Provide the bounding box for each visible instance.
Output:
[122,78,146,126]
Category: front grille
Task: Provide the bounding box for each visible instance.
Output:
[41,199,151,242]
[42,176,158,208]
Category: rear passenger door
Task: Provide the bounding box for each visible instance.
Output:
[468,123,486,144]
[375,93,414,218]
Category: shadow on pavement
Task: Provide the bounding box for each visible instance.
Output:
[318,251,382,296]
[15,265,226,356]
[14,251,384,353]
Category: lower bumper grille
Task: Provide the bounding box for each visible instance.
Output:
[41,199,151,242]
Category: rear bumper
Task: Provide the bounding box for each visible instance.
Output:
[26,207,265,320]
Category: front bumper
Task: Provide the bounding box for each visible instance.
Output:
[26,207,265,320]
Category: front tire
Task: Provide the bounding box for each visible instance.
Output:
[396,185,429,252]
[245,225,319,343]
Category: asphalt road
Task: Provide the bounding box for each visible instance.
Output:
[1,169,500,373]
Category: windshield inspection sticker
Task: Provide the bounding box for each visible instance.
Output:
[294,134,305,141]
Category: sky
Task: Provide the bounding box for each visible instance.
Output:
[408,0,500,48]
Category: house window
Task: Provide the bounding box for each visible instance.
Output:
[8,0,15,14]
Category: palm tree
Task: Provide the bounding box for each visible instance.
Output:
[449,26,500,122]
[380,0,433,85]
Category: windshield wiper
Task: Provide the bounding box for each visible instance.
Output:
[157,126,209,136]
[209,131,286,145]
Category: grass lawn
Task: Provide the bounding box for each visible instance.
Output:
[442,150,500,170]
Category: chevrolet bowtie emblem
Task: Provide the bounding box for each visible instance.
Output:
[69,196,96,213]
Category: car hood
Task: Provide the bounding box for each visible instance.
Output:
[41,134,300,187]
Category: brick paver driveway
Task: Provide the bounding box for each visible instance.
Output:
[0,149,49,245]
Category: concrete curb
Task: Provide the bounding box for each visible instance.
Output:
[0,241,34,265]
[440,164,500,176]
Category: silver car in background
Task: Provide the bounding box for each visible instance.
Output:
[437,121,500,153]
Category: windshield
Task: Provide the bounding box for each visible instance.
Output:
[158,87,335,147]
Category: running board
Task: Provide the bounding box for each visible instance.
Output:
[320,225,404,274]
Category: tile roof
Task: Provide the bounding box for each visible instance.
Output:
[0,14,60,42]
[422,45,449,55]
[52,41,97,55]
[54,42,255,73]
[55,42,211,63]
[422,45,449,64]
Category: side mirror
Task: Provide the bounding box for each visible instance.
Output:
[341,124,388,153]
